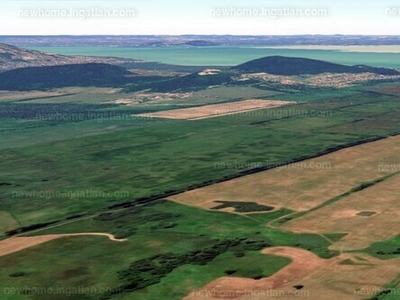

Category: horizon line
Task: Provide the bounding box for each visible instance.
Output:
[2,34,400,37]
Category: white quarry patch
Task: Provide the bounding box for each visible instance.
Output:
[198,69,221,76]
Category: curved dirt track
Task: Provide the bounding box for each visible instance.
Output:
[183,247,398,300]
[0,233,127,257]
[258,247,329,288]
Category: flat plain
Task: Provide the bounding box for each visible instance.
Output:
[2,45,400,300]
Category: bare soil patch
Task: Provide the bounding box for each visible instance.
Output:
[0,233,126,257]
[139,99,294,120]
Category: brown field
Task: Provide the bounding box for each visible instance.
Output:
[184,247,400,300]
[171,135,400,212]
[282,172,400,251]
[172,133,400,299]
[138,99,294,120]
[0,233,126,258]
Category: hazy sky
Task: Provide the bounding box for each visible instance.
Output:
[0,0,399,35]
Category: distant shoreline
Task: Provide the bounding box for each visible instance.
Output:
[261,45,400,53]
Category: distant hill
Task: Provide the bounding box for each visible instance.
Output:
[0,43,136,71]
[130,55,400,93]
[143,55,400,92]
[183,40,219,46]
[233,56,400,76]
[0,63,133,90]
[149,70,236,92]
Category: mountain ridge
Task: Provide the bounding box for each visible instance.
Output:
[0,43,137,71]
[233,56,400,76]
[144,56,400,92]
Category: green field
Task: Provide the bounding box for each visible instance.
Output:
[2,85,400,233]
[0,199,339,299]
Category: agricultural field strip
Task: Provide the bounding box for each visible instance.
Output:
[0,91,74,102]
[137,99,294,120]
[271,171,400,227]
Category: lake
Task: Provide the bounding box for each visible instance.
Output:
[30,46,400,68]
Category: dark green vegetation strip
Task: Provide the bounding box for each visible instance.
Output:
[0,102,160,120]
[110,238,272,298]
